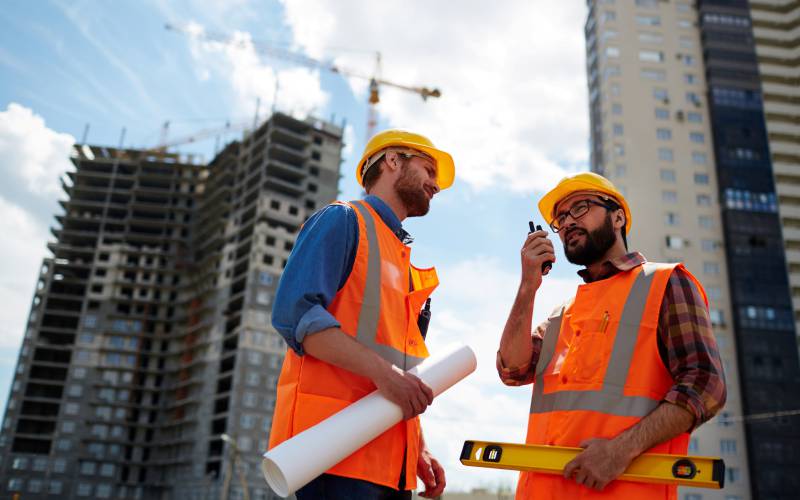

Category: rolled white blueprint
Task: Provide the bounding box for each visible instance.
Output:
[261,343,477,497]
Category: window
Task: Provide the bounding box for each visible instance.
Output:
[613,124,624,136]
[699,216,714,228]
[258,271,273,286]
[248,351,263,364]
[694,173,710,185]
[685,495,702,500]
[666,236,686,249]
[660,169,676,182]
[636,15,660,26]
[658,148,674,161]
[638,32,663,44]
[635,0,658,6]
[687,112,702,123]
[704,262,720,275]
[246,373,260,386]
[256,290,271,305]
[8,478,23,491]
[606,46,620,58]
[65,403,79,415]
[641,69,666,81]
[697,194,712,206]
[32,458,47,471]
[686,92,701,105]
[639,50,664,62]
[690,132,705,143]
[605,65,621,78]
[662,191,678,203]
[72,367,87,379]
[653,88,669,101]
[53,458,67,473]
[615,165,627,177]
[678,19,693,28]
[727,467,740,483]
[682,55,695,66]
[80,461,96,475]
[665,213,680,226]
[241,414,256,429]
[720,439,737,454]
[77,483,92,497]
[655,108,669,120]
[100,463,115,477]
[656,128,672,140]
[688,438,699,453]
[614,144,625,157]
[243,392,257,408]
[684,73,698,84]
[603,11,616,22]
[612,103,622,115]
[28,479,43,493]
[96,484,112,498]
[62,421,76,433]
[68,385,83,397]
[679,36,694,49]
[49,481,63,494]
[84,315,97,328]
[12,457,28,470]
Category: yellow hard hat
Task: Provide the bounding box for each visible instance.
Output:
[538,172,632,233]
[356,129,455,190]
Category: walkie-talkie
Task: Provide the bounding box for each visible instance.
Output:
[417,298,432,340]
[528,221,553,275]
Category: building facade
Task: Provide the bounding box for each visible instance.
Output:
[750,0,800,350]
[0,112,343,499]
[585,1,800,498]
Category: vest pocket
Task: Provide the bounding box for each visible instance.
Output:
[564,317,610,384]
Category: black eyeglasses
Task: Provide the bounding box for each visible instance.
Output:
[550,199,614,232]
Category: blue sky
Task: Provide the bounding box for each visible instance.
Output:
[0,0,591,492]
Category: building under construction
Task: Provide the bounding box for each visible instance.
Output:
[0,112,344,499]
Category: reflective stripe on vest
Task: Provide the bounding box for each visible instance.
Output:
[352,201,425,370]
[531,262,662,417]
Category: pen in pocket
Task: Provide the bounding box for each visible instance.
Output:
[599,311,610,333]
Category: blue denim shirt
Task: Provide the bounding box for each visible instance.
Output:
[271,195,410,355]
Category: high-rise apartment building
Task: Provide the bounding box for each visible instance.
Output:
[750,0,800,349]
[585,1,800,498]
[0,112,344,499]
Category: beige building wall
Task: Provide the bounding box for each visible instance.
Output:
[586,1,749,498]
[750,0,800,352]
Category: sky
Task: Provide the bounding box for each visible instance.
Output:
[0,0,592,493]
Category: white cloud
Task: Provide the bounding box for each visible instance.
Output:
[0,195,49,349]
[280,0,590,193]
[0,103,75,196]
[182,22,329,120]
[421,256,581,491]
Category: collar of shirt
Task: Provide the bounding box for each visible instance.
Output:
[363,194,414,244]
[577,251,647,283]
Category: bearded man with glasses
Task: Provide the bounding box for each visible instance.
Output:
[497,172,726,499]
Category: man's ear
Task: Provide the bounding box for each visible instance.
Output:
[383,150,401,173]
[615,209,626,229]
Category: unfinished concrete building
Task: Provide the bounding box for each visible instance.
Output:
[0,112,344,499]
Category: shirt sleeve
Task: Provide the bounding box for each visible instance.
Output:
[271,203,358,356]
[658,266,727,430]
[496,320,545,387]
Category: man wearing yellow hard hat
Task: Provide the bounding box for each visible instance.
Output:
[268,129,454,499]
[497,172,726,499]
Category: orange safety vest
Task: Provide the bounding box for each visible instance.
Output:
[517,262,706,499]
[268,200,439,490]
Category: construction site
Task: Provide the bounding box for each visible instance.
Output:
[1,0,800,499]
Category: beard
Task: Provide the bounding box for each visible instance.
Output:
[395,166,430,217]
[564,213,616,266]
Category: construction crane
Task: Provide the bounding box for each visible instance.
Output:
[164,23,441,140]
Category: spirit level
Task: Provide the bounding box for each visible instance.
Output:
[460,440,724,489]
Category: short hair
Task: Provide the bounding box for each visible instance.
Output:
[603,199,628,250]
[363,160,383,192]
